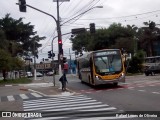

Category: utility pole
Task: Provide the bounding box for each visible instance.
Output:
[56,0,63,77]
[69,48,72,74]
[33,39,37,80]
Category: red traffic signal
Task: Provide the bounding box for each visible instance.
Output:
[58,40,62,44]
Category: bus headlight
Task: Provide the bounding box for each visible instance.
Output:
[95,75,101,80]
[120,72,125,78]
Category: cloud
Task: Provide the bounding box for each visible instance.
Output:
[1,0,160,62]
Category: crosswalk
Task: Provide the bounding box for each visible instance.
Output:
[23,95,132,120]
[0,92,44,102]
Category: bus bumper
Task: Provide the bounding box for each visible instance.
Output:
[94,73,125,85]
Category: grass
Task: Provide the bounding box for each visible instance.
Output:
[0,77,32,85]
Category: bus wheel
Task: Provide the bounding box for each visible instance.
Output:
[80,77,84,84]
[145,73,149,76]
[113,82,118,86]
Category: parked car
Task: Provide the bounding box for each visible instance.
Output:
[144,65,160,76]
[36,72,43,77]
[46,71,54,76]
[26,72,33,78]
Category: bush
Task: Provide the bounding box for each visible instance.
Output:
[0,77,32,84]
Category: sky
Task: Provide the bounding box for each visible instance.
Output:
[1,0,160,62]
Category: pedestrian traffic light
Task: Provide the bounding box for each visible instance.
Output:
[18,0,26,12]
[90,23,95,34]
[48,51,52,58]
[58,39,63,54]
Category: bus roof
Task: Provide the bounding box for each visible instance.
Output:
[76,49,121,60]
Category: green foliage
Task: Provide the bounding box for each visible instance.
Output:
[0,49,12,70]
[0,29,7,50]
[0,14,45,79]
[0,49,24,71]
[71,23,137,54]
[71,32,91,52]
[127,50,145,73]
[0,14,46,57]
[0,77,32,84]
[139,21,160,56]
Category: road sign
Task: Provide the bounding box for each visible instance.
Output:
[53,0,69,2]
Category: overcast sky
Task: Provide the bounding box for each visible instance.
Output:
[1,0,160,62]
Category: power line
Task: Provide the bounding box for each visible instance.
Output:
[76,9,160,21]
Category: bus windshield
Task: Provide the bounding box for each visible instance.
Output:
[94,55,122,75]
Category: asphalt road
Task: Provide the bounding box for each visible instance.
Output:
[67,74,160,111]
[0,74,160,120]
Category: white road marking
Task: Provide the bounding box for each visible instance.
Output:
[19,94,29,99]
[138,90,145,92]
[152,92,160,94]
[31,93,43,98]
[7,95,15,101]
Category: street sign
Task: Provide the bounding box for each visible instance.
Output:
[71,28,86,34]
[53,0,69,2]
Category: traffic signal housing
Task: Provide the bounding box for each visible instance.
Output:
[63,57,67,63]
[18,0,26,12]
[48,51,52,58]
[58,40,63,54]
[90,23,95,34]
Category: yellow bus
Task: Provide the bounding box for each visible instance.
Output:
[77,49,125,86]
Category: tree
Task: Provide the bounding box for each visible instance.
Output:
[71,23,138,54]
[0,29,8,50]
[0,14,46,79]
[139,21,160,56]
[127,50,145,73]
[0,49,12,80]
[70,32,91,53]
[0,14,46,57]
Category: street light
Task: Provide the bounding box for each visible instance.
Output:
[61,6,103,26]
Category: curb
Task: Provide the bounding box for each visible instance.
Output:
[28,88,77,97]
[19,88,28,91]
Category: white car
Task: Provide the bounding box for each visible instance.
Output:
[26,72,33,78]
[0,77,4,80]
[36,72,43,77]
[46,71,54,76]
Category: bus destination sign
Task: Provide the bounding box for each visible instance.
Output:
[94,50,119,56]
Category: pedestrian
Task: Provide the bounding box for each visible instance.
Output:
[59,73,68,91]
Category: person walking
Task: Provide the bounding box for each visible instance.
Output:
[59,73,68,91]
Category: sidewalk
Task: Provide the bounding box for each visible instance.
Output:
[22,76,75,97]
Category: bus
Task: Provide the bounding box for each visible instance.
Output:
[77,49,125,86]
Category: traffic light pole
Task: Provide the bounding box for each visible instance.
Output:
[56,0,63,77]
[25,2,63,76]
[16,2,63,83]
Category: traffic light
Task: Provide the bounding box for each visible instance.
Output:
[149,21,155,30]
[90,23,95,34]
[48,51,52,58]
[63,57,67,63]
[58,40,63,54]
[18,0,26,12]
